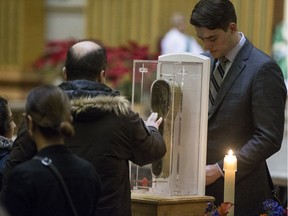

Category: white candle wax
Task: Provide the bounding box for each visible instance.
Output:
[223,150,237,216]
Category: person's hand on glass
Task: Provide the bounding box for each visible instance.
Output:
[145,112,163,130]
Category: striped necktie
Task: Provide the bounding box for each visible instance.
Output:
[209,57,229,107]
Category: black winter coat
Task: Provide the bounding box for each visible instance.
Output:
[4,145,101,216]
[60,80,166,216]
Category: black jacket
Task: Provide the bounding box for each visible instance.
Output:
[60,80,166,216]
[0,136,12,191]
[4,145,101,216]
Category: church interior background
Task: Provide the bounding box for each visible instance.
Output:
[0,0,287,209]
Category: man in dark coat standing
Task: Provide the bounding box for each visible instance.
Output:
[190,0,287,215]
[61,40,166,216]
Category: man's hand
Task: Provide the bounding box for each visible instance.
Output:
[206,164,223,186]
[145,112,163,129]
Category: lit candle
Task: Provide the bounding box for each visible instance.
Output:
[223,149,237,216]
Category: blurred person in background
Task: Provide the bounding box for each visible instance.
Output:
[161,12,204,55]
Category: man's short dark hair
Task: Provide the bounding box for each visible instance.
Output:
[65,41,107,80]
[190,0,237,31]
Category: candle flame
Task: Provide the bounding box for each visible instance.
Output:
[228,149,233,156]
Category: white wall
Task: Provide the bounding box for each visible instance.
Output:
[267,0,288,187]
[267,100,288,186]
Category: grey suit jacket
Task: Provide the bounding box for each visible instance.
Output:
[205,38,287,215]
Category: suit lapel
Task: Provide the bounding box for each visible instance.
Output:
[208,39,253,119]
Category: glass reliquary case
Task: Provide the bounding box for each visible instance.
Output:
[130,53,210,196]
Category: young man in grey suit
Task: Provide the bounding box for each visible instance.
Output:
[190,0,287,215]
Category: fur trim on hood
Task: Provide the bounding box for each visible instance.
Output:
[0,135,13,150]
[71,95,131,116]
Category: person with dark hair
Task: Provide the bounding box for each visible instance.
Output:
[0,97,16,191]
[3,40,166,216]
[190,0,287,215]
[3,85,102,216]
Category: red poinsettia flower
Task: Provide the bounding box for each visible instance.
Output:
[137,177,149,187]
